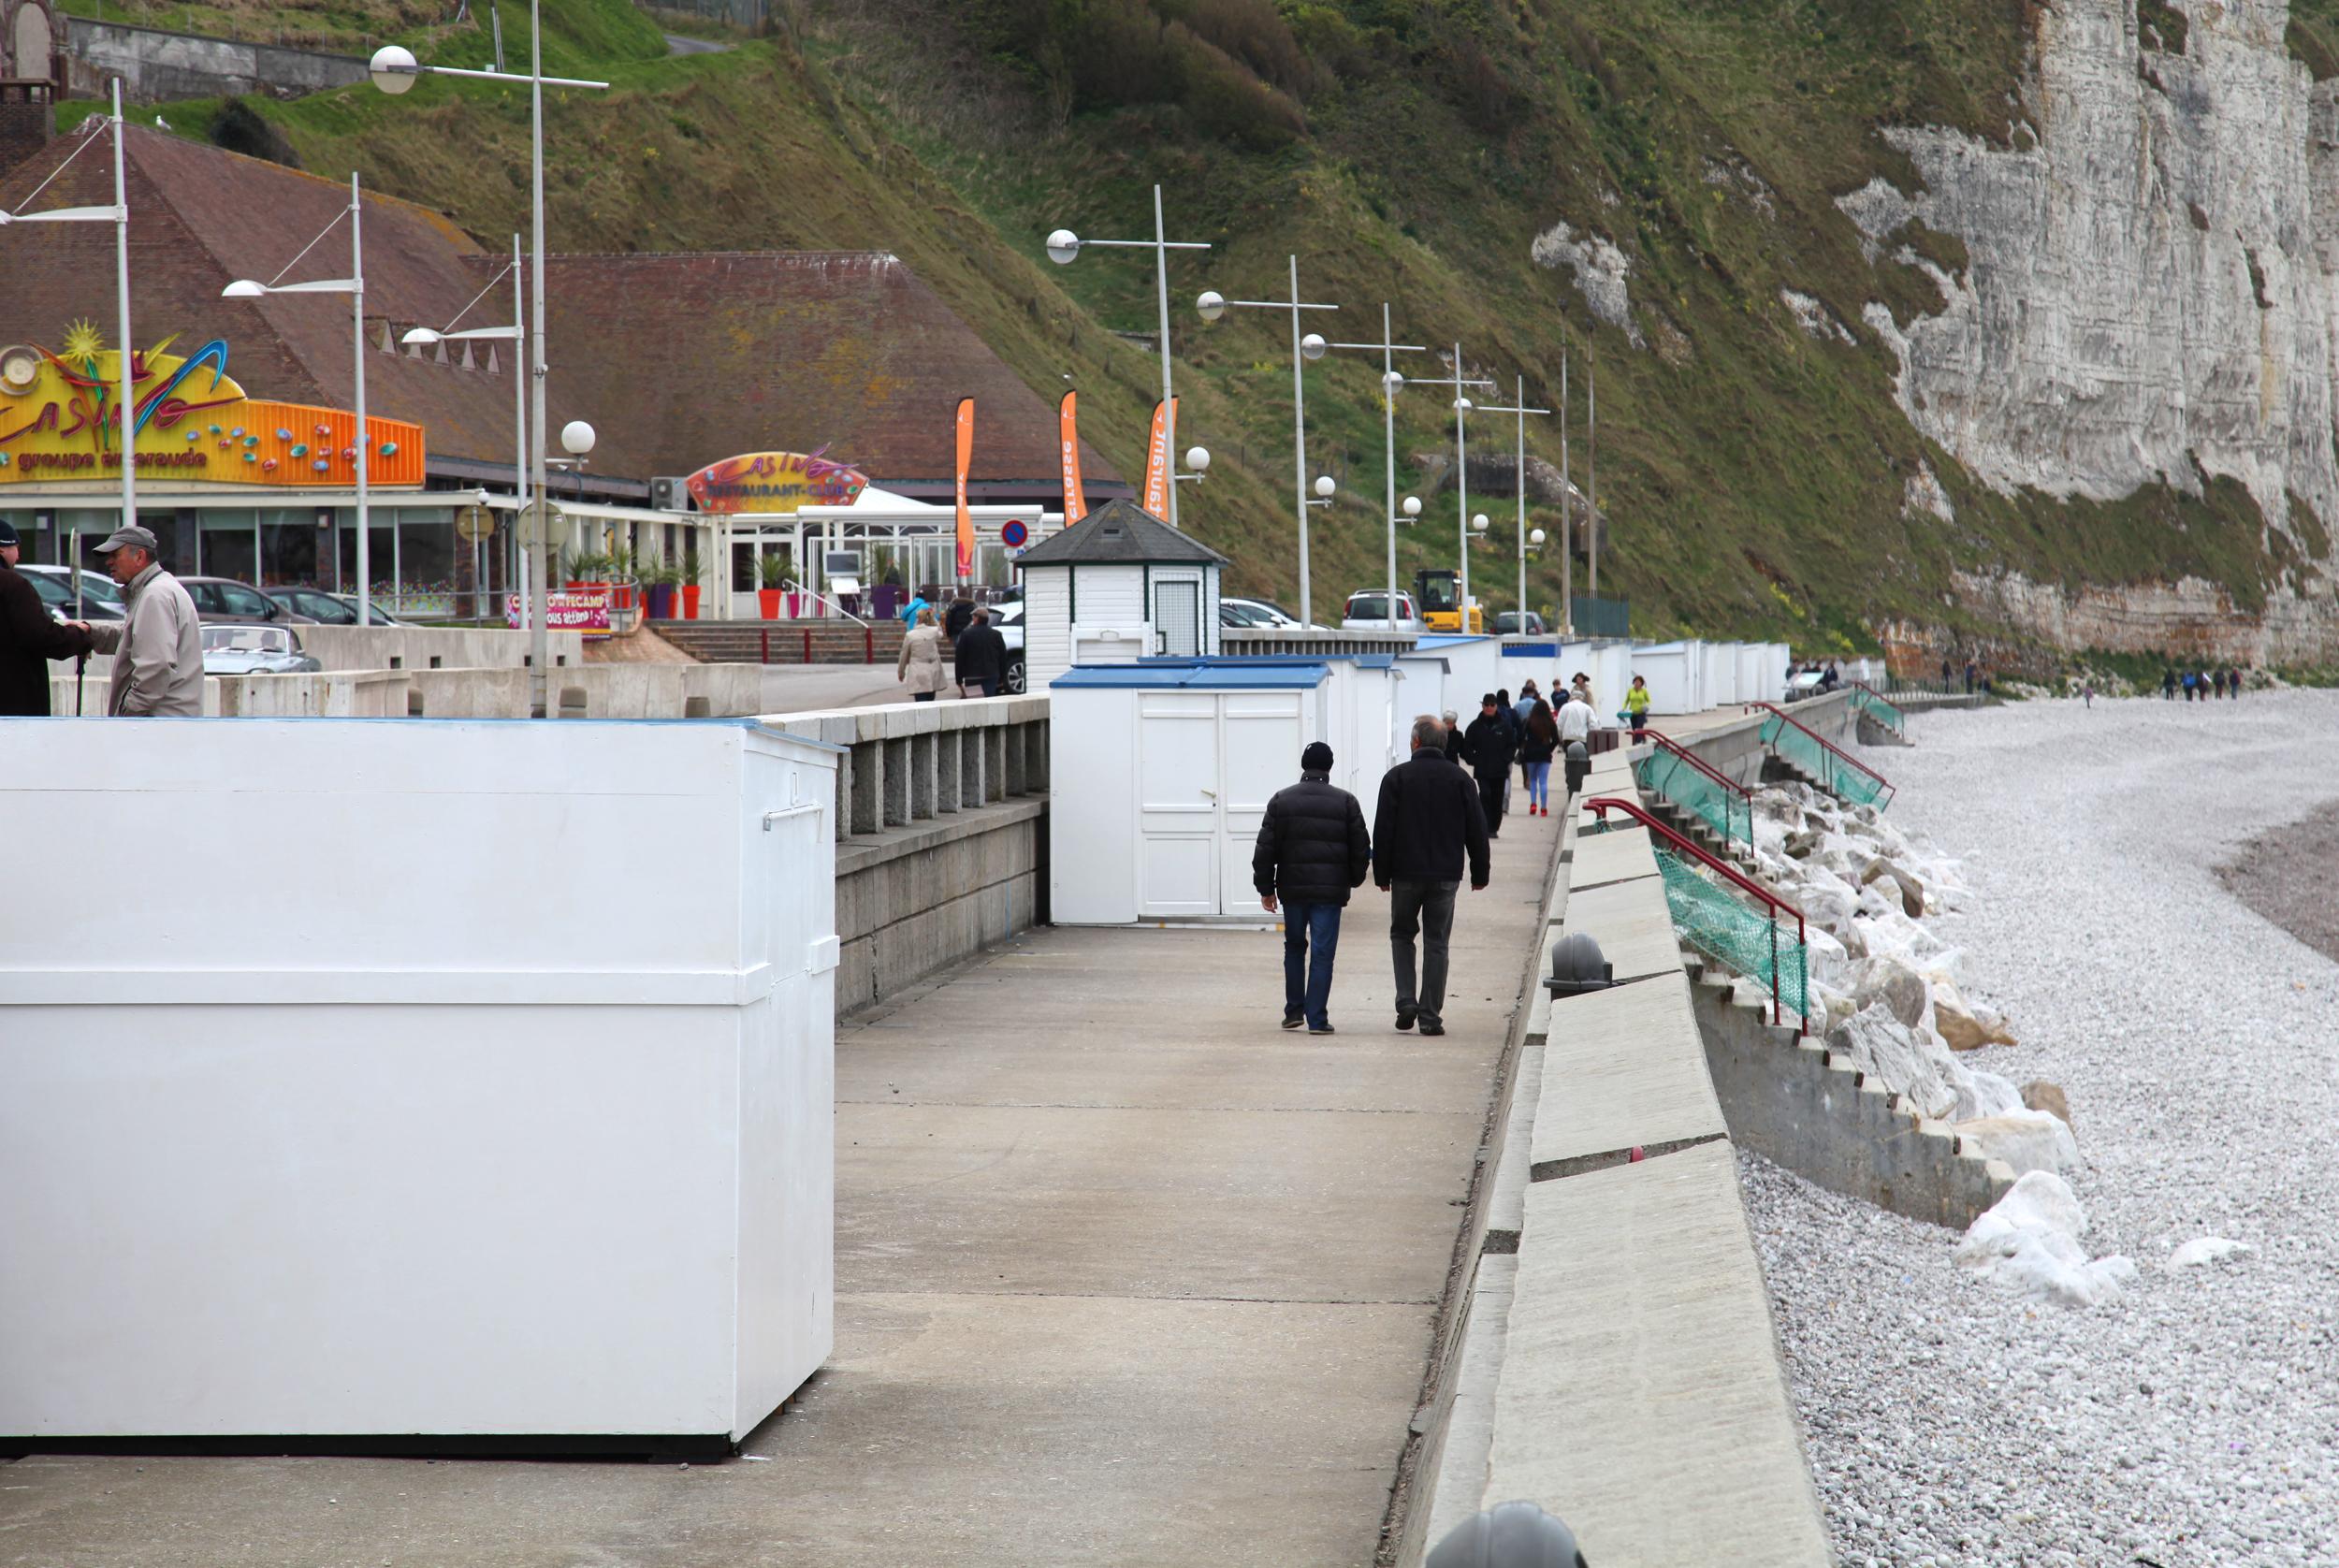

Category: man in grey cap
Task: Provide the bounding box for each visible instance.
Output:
[75,524,202,717]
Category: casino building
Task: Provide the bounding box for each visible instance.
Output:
[0,123,1126,617]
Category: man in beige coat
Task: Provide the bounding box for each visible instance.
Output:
[894,605,947,702]
[76,525,203,717]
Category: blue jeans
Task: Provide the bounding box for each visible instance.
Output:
[1523,761,1550,808]
[1282,901,1343,1028]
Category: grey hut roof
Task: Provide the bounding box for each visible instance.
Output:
[1016,498,1231,567]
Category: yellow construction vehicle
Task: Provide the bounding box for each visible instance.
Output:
[1413,568,1484,633]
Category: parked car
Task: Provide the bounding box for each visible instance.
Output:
[181,576,286,624]
[994,602,1027,694]
[19,564,128,620]
[1339,589,1420,632]
[1219,599,1277,629]
[20,566,125,623]
[1494,610,1547,635]
[1221,595,1300,630]
[200,623,322,675]
[265,587,408,626]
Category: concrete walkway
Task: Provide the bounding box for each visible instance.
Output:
[0,802,1561,1566]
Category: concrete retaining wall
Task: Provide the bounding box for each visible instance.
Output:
[65,17,367,103]
[1685,953,2014,1229]
[762,696,1053,1017]
[298,625,583,674]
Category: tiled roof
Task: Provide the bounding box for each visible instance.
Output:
[1013,496,1228,566]
[0,130,1118,492]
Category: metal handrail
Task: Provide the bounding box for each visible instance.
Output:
[1847,680,1905,732]
[1634,727,1752,851]
[1743,700,1896,805]
[781,577,870,629]
[1639,728,1751,799]
[1583,793,1809,1034]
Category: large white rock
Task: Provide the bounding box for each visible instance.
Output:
[1825,1001,1961,1120]
[1954,1107,2082,1177]
[1956,1170,2136,1307]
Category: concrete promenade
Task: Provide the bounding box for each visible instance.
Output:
[0,798,1561,1564]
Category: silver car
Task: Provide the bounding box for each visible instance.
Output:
[200,623,322,675]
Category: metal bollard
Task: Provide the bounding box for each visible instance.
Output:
[1563,739,1591,797]
[1545,931,1614,999]
[1427,1501,1590,1567]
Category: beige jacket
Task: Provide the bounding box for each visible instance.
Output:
[895,623,947,695]
[84,563,204,716]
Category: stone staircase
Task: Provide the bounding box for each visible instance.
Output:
[650,617,905,666]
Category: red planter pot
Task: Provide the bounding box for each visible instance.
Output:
[758,588,782,620]
[681,585,702,620]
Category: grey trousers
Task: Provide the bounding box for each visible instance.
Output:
[1389,879,1460,1026]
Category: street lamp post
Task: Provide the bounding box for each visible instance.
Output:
[1326,306,1427,632]
[1478,376,1551,630]
[1196,256,1337,625]
[2,80,138,584]
[223,171,371,622]
[402,232,527,625]
[1406,347,1494,629]
[371,18,609,713]
[1043,186,1210,530]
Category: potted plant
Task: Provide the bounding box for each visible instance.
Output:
[564,550,606,592]
[754,550,785,620]
[605,546,635,613]
[678,544,704,620]
[645,561,678,620]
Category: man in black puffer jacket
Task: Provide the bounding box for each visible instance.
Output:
[1253,740,1372,1035]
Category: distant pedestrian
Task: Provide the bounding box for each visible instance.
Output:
[1494,687,1520,743]
[942,595,976,646]
[2230,667,2245,698]
[1622,674,1651,738]
[2162,668,2177,700]
[894,605,946,701]
[1463,693,1516,839]
[898,588,931,627]
[1254,740,1371,1035]
[1939,656,1954,686]
[1964,659,1977,694]
[1820,661,1840,691]
[2083,680,2094,709]
[1374,714,1491,1038]
[1513,682,1540,728]
[1518,698,1558,816]
[2182,670,2197,702]
[80,525,201,717]
[953,606,1007,698]
[1570,670,1595,709]
[0,520,95,716]
[1442,708,1465,765]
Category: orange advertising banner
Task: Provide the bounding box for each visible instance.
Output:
[1140,398,1176,516]
[1057,390,1087,523]
[953,396,975,580]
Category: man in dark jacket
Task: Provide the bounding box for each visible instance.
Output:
[1461,693,1516,839]
[1374,714,1491,1037]
[0,522,94,717]
[1253,740,1372,1034]
[953,606,1008,697]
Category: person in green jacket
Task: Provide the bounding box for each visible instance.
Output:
[1622,674,1651,739]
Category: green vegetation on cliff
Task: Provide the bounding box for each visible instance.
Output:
[58,0,2318,646]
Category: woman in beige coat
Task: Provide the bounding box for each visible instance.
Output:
[895,606,947,701]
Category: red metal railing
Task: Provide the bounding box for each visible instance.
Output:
[1583,793,1809,1034]
[1640,728,1752,800]
[1742,700,1896,806]
[1847,680,1906,733]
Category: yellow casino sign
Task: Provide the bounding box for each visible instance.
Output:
[0,321,424,486]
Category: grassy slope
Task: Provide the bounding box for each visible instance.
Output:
[63,0,2325,648]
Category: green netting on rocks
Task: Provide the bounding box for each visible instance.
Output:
[1760,715,1889,808]
[1633,748,1751,850]
[1850,686,1905,733]
[1655,846,1808,1023]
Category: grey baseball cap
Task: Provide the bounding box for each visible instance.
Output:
[93,523,158,555]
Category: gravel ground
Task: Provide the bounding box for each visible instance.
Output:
[1738,689,2339,1568]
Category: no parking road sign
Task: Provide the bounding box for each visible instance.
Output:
[1000,519,1029,549]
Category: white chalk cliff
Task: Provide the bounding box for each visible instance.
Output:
[1845,0,2339,540]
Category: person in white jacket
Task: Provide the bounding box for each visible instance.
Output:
[76,525,202,717]
[1555,689,1595,748]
